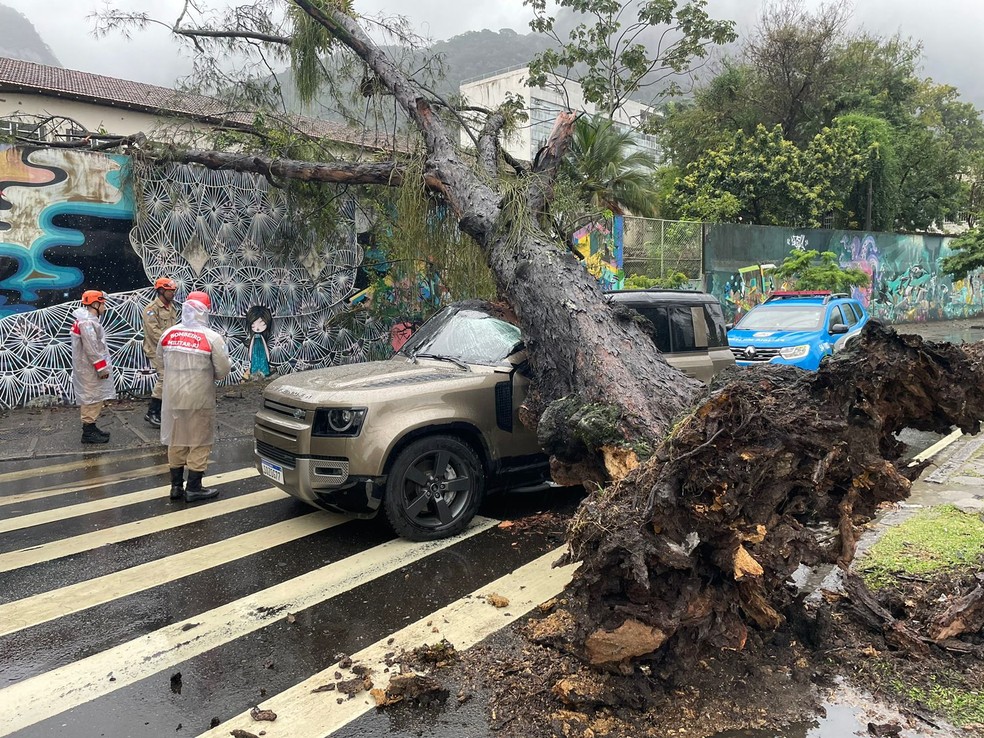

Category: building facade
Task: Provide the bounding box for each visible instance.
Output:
[459,65,660,163]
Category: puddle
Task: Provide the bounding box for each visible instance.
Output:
[712,681,957,738]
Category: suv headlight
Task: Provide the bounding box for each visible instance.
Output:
[779,344,810,359]
[312,408,367,437]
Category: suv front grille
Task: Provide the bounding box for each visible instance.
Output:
[256,440,297,468]
[730,346,782,362]
[264,399,307,420]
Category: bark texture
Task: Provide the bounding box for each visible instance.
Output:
[562,324,984,671]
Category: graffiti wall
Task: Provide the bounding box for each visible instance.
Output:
[0,145,389,409]
[572,216,624,291]
[703,223,984,324]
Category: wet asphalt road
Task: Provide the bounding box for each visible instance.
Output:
[0,437,579,738]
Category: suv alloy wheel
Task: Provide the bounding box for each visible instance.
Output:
[383,435,485,541]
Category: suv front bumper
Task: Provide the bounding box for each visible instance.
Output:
[254,441,384,517]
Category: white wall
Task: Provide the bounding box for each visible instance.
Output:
[460,68,532,162]
[0,92,213,144]
[459,66,660,163]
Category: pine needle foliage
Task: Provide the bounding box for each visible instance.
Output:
[374,157,496,320]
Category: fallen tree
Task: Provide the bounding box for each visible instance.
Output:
[94,0,984,683]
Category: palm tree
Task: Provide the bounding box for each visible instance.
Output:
[563,115,661,218]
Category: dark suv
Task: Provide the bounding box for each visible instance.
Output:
[254,291,734,541]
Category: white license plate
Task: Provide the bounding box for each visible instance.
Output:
[261,459,284,484]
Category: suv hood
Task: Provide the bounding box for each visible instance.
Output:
[728,328,822,347]
[265,357,478,406]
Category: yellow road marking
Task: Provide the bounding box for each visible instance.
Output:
[197,546,576,738]
[0,516,498,737]
[0,468,257,533]
[0,513,347,637]
[0,449,161,485]
[0,487,287,573]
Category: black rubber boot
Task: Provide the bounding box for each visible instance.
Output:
[169,467,185,500]
[81,423,109,444]
[184,470,219,502]
[145,398,162,428]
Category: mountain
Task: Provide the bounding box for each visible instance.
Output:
[0,4,60,67]
[428,28,555,91]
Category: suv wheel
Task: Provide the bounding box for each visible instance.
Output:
[383,435,485,541]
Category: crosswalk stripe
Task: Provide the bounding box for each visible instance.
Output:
[0,487,286,573]
[0,467,258,533]
[0,464,172,507]
[0,516,499,737]
[0,449,162,486]
[197,545,577,738]
[0,512,348,637]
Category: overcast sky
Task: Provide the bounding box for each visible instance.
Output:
[5,0,983,106]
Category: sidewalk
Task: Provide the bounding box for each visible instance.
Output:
[0,380,269,463]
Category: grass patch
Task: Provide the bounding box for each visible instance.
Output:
[891,672,984,727]
[856,505,984,590]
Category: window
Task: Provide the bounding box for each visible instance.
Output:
[703,304,728,347]
[827,306,848,330]
[668,307,697,352]
[632,306,671,353]
[841,303,858,327]
[529,97,566,159]
[0,120,42,141]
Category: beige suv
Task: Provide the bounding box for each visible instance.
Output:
[254,291,733,540]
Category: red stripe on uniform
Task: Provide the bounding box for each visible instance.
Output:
[93,359,108,371]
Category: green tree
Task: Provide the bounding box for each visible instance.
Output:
[741,0,851,142]
[830,114,897,231]
[773,249,871,291]
[655,0,984,231]
[525,0,736,118]
[671,122,871,227]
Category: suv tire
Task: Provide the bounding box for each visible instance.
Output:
[383,435,485,541]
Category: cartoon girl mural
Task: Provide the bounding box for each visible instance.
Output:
[245,305,273,378]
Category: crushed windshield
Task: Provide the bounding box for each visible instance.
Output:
[736,305,824,331]
[399,307,523,366]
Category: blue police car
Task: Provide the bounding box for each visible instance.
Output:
[727,291,870,371]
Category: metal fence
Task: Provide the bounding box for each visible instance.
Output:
[621,217,703,280]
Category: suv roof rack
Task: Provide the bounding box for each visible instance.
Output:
[765,290,849,305]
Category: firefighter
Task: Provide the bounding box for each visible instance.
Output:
[142,277,179,428]
[71,290,116,444]
[159,291,232,502]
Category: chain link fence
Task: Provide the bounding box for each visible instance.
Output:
[622,217,703,281]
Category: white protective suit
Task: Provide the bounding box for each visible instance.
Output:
[158,300,232,447]
[70,306,117,405]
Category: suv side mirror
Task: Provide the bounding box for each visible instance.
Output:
[725,322,734,331]
[829,323,849,335]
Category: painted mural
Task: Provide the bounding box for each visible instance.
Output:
[572,216,624,291]
[0,146,390,409]
[704,224,984,324]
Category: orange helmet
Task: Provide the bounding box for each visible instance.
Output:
[154,277,177,291]
[81,290,107,306]
[186,291,211,310]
